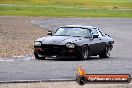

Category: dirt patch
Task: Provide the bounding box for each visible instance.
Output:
[0,16,48,58]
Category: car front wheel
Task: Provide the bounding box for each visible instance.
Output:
[79,45,89,60]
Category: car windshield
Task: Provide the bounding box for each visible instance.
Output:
[54,27,92,38]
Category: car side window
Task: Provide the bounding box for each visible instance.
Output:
[91,29,98,35]
[98,29,105,37]
[97,30,103,37]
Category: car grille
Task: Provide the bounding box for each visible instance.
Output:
[42,44,66,55]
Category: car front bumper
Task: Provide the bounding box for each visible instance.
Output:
[34,45,81,57]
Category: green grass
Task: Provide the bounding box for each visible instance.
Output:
[0,0,132,17]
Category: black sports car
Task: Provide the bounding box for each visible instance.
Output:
[34,25,114,60]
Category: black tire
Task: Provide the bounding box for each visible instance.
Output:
[99,45,111,58]
[76,76,87,85]
[34,53,46,60]
[79,45,89,60]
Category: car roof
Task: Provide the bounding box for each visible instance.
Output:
[60,25,97,29]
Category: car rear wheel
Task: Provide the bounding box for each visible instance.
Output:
[99,45,111,58]
[79,45,89,60]
[34,53,46,60]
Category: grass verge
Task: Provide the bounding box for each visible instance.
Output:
[0,4,132,18]
[0,0,132,17]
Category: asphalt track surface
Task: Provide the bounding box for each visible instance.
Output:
[0,18,132,82]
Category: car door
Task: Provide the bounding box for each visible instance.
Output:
[88,28,99,55]
[88,28,105,55]
[95,29,106,53]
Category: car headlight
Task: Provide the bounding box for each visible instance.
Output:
[66,43,76,48]
[34,41,42,47]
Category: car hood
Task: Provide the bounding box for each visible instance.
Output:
[36,36,87,45]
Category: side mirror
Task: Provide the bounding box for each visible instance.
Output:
[47,31,52,35]
[93,34,99,38]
